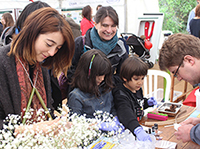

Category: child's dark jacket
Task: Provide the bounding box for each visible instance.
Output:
[112,82,150,135]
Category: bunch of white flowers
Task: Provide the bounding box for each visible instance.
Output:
[0,108,124,148]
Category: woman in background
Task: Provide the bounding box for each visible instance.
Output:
[3,1,50,45]
[80,5,94,36]
[0,12,14,46]
[190,3,200,38]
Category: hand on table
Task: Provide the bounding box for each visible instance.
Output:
[98,116,125,134]
[134,126,152,142]
[180,117,200,126]
[174,124,193,143]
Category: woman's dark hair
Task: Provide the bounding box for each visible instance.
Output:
[120,56,148,82]
[71,49,113,97]
[196,4,200,17]
[94,6,118,26]
[14,1,50,32]
[9,7,75,77]
[82,5,92,21]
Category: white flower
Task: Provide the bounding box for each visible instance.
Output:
[0,106,125,148]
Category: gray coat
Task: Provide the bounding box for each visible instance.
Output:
[0,45,54,129]
[65,17,81,40]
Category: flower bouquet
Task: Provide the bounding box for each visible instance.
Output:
[0,106,124,149]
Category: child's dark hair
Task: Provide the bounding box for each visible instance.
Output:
[71,49,113,97]
[120,56,148,81]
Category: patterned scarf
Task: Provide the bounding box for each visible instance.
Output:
[15,57,47,123]
[90,27,118,55]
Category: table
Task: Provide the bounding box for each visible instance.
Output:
[140,105,200,149]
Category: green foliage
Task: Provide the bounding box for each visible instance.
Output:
[159,0,197,33]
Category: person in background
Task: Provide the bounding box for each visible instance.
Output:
[190,3,200,38]
[68,49,124,133]
[80,5,94,36]
[113,56,157,142]
[96,4,102,11]
[1,12,14,31]
[65,17,81,40]
[0,22,3,36]
[59,6,128,99]
[4,1,50,45]
[0,7,74,133]
[186,0,200,34]
[158,33,200,145]
[0,12,14,46]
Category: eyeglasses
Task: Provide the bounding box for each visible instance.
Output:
[174,61,182,77]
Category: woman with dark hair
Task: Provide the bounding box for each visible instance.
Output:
[80,5,94,36]
[0,7,74,134]
[59,6,128,99]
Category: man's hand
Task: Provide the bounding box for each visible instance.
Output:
[180,117,200,126]
[174,124,193,143]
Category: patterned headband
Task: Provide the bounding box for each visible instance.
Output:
[88,54,96,79]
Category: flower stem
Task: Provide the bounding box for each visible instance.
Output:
[35,88,53,120]
[22,87,36,124]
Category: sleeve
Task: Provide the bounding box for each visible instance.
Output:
[112,88,140,135]
[187,9,195,34]
[143,97,150,109]
[0,100,4,129]
[67,36,84,81]
[72,36,84,67]
[67,91,83,116]
[110,93,117,116]
[190,123,200,145]
[115,46,129,75]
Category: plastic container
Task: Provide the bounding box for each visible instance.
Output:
[146,88,182,102]
[147,112,168,121]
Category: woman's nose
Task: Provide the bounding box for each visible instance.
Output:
[106,26,112,32]
[48,47,57,56]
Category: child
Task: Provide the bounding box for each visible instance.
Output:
[68,49,124,132]
[112,56,157,141]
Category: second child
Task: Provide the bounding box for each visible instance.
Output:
[112,56,157,141]
[68,49,124,133]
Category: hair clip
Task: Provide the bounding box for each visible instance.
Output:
[15,27,20,34]
[88,54,96,78]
